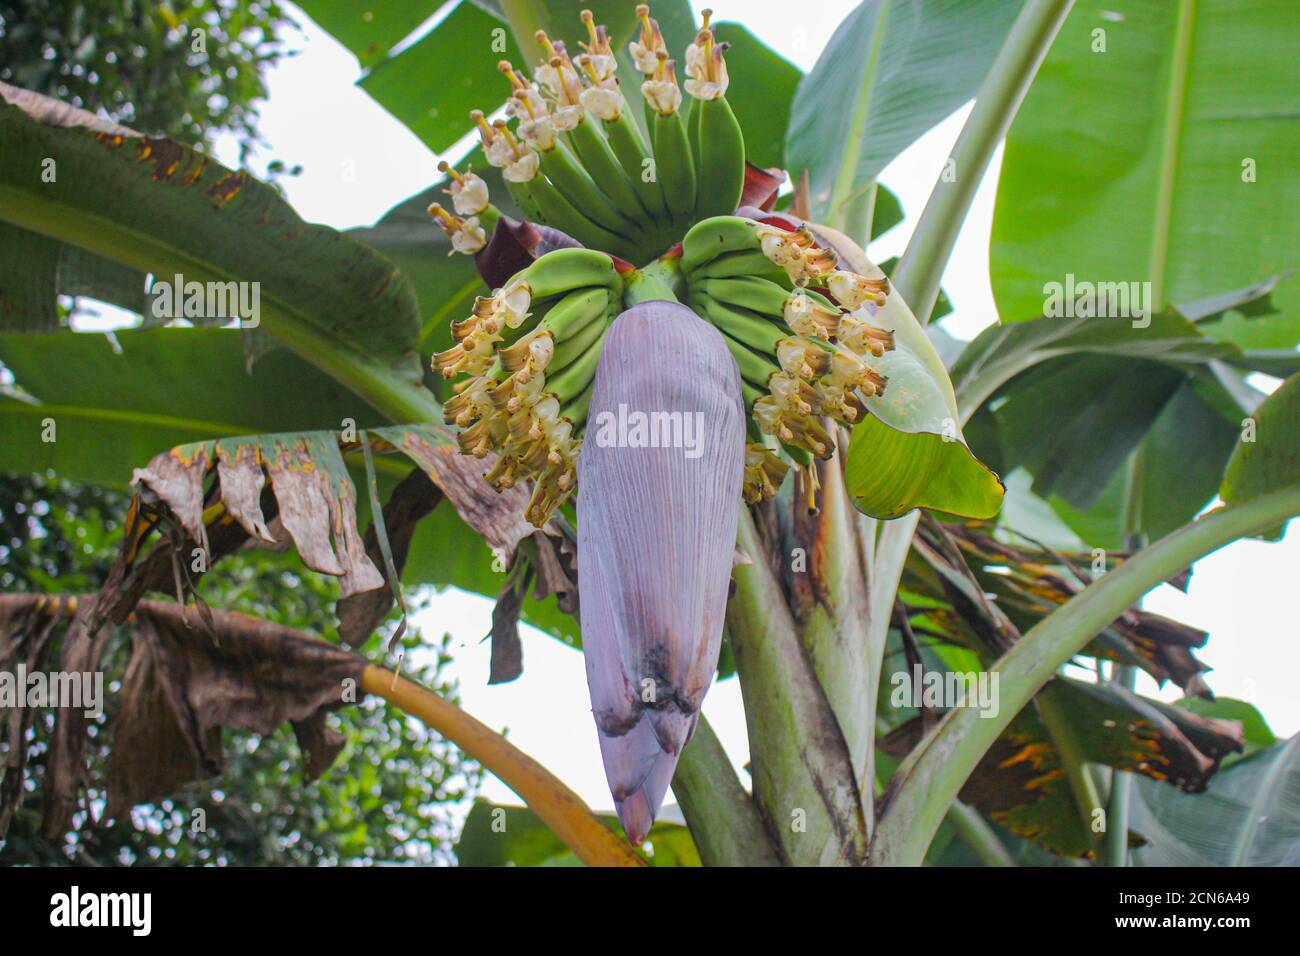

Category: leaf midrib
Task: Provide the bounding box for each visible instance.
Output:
[828,0,891,227]
[1147,0,1198,310]
[0,184,441,423]
[0,400,254,436]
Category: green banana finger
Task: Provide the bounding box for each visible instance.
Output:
[561,378,595,429]
[699,275,793,319]
[684,93,701,189]
[680,215,761,275]
[539,287,610,339]
[694,96,745,220]
[497,287,605,378]
[653,109,696,224]
[695,249,795,286]
[524,248,620,297]
[691,294,790,356]
[602,112,669,225]
[537,142,636,236]
[525,175,633,255]
[642,97,659,150]
[546,325,607,402]
[567,117,653,227]
[549,310,608,373]
[718,328,782,390]
[503,178,543,223]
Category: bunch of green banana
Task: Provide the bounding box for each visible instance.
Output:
[438,5,746,265]
[422,5,935,845]
[681,215,896,505]
[435,247,620,526]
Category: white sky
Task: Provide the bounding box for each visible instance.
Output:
[97,1,1300,815]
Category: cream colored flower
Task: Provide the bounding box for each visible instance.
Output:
[504,149,539,183]
[519,115,557,151]
[447,170,489,216]
[581,86,623,121]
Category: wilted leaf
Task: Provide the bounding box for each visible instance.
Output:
[99,423,571,655]
[105,600,365,818]
[0,596,61,836]
[882,677,1245,857]
[39,601,109,838]
[337,469,443,648]
[940,524,1214,695]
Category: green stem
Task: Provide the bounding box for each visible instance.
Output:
[728,509,868,866]
[622,256,683,306]
[841,182,879,250]
[792,456,874,821]
[1036,683,1105,857]
[826,0,890,230]
[946,800,1016,867]
[671,715,782,866]
[889,0,1076,324]
[1104,663,1137,866]
[859,0,1075,815]
[870,485,1300,866]
[1105,448,1147,865]
[1146,0,1196,311]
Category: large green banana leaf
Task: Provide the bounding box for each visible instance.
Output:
[0,328,386,488]
[786,0,1025,226]
[953,285,1290,547]
[1221,373,1300,506]
[991,0,1300,332]
[1131,734,1300,866]
[0,83,423,385]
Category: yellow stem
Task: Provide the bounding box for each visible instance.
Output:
[361,665,646,867]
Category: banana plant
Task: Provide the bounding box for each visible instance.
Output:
[1,0,1298,867]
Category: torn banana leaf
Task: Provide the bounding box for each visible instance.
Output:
[97,424,561,655]
[0,594,363,840]
[881,677,1245,858]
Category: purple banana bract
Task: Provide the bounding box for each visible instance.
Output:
[577,300,745,844]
